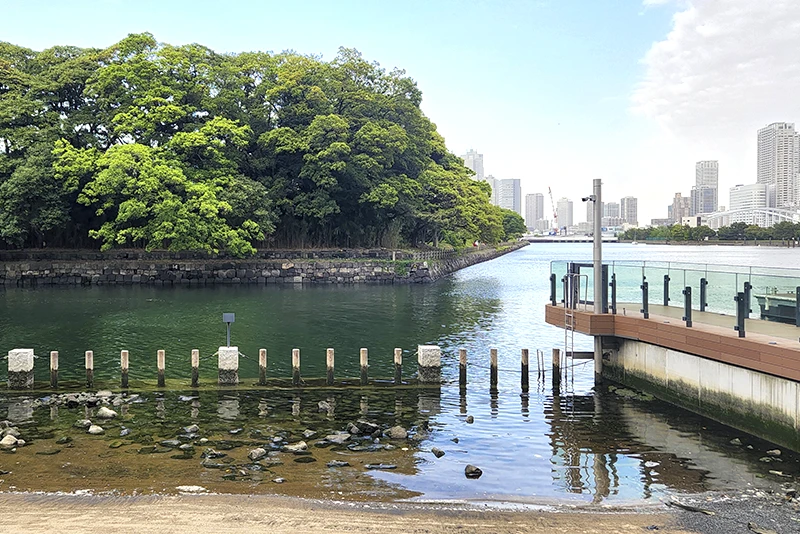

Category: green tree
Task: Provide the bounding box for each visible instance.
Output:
[500,209,526,240]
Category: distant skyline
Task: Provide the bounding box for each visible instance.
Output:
[4,0,800,222]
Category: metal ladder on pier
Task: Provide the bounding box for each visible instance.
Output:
[563,272,588,390]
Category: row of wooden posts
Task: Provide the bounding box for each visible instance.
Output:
[6,346,570,391]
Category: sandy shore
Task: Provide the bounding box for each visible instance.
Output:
[0,492,688,534]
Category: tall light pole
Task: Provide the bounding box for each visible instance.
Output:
[592,178,603,381]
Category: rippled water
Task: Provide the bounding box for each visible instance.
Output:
[2,243,800,502]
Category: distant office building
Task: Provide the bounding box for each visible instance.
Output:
[650,218,671,227]
[461,149,484,182]
[556,197,573,230]
[601,216,625,228]
[620,196,638,225]
[586,200,604,224]
[485,174,498,205]
[729,183,768,226]
[693,160,719,214]
[497,179,521,214]
[671,193,691,223]
[604,202,620,219]
[757,123,799,209]
[525,193,545,229]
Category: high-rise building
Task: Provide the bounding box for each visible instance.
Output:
[693,160,719,214]
[497,179,521,214]
[525,193,544,229]
[556,197,573,230]
[604,202,620,218]
[485,174,498,205]
[671,193,691,223]
[461,149,484,182]
[729,183,768,226]
[586,200,604,224]
[757,123,800,209]
[620,196,638,225]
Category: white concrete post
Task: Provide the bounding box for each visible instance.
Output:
[218,346,239,385]
[417,345,441,383]
[8,348,34,389]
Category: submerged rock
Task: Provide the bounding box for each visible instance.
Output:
[365,463,397,470]
[55,436,72,445]
[465,416,474,424]
[74,419,92,429]
[323,433,350,445]
[95,407,117,419]
[767,449,782,457]
[160,439,181,448]
[327,460,350,468]
[730,438,742,446]
[431,447,445,458]
[385,426,407,440]
[183,424,200,434]
[283,441,308,453]
[293,456,317,463]
[248,448,268,461]
[465,464,483,479]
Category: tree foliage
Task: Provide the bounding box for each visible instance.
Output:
[620,221,800,243]
[0,35,511,255]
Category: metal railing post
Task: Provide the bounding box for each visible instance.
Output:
[682,286,692,327]
[796,287,800,327]
[663,274,670,306]
[743,281,752,317]
[610,273,617,315]
[550,273,557,306]
[641,277,649,319]
[700,277,708,312]
[734,292,746,338]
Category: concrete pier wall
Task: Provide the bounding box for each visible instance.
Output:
[605,338,800,451]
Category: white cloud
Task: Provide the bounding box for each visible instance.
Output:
[628,0,800,221]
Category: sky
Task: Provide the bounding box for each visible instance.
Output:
[3,0,800,224]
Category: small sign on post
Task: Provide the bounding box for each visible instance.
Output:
[223,313,235,347]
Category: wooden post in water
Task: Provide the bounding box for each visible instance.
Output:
[191,349,200,388]
[157,350,166,387]
[459,349,467,389]
[292,349,301,386]
[394,348,402,384]
[521,348,529,393]
[490,348,498,393]
[50,351,58,389]
[258,349,267,386]
[326,348,334,386]
[120,350,129,388]
[360,348,369,385]
[552,348,561,393]
[85,350,94,389]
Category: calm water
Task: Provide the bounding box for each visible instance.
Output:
[2,243,800,503]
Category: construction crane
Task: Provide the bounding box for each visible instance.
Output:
[548,187,558,235]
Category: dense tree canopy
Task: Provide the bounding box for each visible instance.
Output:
[0,34,512,255]
[619,222,800,242]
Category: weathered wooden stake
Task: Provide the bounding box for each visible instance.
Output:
[521,348,529,392]
[8,349,34,389]
[360,348,369,385]
[292,348,301,386]
[459,348,467,388]
[157,349,166,387]
[191,349,199,388]
[85,350,94,389]
[50,351,59,389]
[552,348,561,393]
[490,348,498,392]
[326,348,334,386]
[120,350,129,388]
[258,348,267,386]
[394,348,402,384]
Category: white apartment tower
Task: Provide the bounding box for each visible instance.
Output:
[461,149,484,181]
[620,196,638,225]
[757,123,800,209]
[497,179,522,215]
[556,197,573,230]
[525,193,544,229]
[729,183,768,226]
[694,160,719,214]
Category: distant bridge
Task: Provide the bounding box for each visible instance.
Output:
[522,235,618,243]
[706,207,800,227]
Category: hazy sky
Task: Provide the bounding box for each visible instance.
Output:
[3,0,799,223]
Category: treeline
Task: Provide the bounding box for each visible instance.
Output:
[619,221,800,242]
[0,33,524,255]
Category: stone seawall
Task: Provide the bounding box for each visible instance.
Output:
[0,242,527,287]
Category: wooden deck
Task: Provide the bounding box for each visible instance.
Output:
[545,303,800,382]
